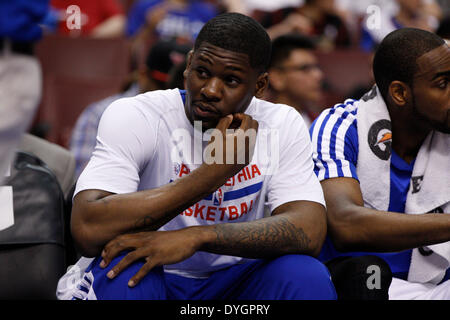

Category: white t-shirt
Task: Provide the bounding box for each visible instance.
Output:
[75,88,325,278]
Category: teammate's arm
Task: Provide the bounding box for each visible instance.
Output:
[321,177,450,252]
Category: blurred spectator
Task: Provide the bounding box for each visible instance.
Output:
[0,0,49,183]
[266,33,324,128]
[437,0,450,16]
[436,15,450,41]
[336,0,397,15]
[70,39,191,177]
[167,59,187,89]
[50,0,126,38]
[360,0,443,51]
[256,0,353,49]
[126,0,218,42]
[220,0,303,16]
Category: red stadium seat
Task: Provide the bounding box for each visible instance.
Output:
[39,74,125,147]
[35,35,131,79]
[33,35,131,147]
[316,49,374,107]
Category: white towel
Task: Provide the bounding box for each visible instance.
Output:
[356,86,450,284]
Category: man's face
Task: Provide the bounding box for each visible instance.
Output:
[410,44,450,134]
[270,48,323,106]
[184,42,266,131]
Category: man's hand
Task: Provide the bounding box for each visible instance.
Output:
[99,228,201,287]
[204,113,258,181]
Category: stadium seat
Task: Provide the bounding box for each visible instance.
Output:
[33,35,131,147]
[316,48,373,106]
[35,35,130,79]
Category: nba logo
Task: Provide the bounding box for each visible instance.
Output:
[213,188,223,206]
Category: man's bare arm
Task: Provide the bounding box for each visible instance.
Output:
[201,200,326,258]
[322,177,450,252]
[71,164,230,257]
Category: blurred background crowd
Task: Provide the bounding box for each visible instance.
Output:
[23,0,450,153]
[7,0,450,152]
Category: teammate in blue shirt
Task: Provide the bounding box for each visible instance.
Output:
[310,28,450,300]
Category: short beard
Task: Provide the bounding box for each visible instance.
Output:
[411,91,450,135]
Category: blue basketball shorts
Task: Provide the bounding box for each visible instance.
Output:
[72,252,337,300]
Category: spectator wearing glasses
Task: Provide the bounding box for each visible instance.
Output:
[267,33,324,128]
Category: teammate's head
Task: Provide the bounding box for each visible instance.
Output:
[373,28,450,133]
[373,28,444,100]
[268,33,323,110]
[193,12,271,73]
[184,13,271,131]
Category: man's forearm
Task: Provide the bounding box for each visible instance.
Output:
[334,206,450,252]
[321,178,450,253]
[196,213,321,259]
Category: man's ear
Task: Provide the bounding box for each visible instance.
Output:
[183,50,194,79]
[388,81,410,107]
[255,72,269,98]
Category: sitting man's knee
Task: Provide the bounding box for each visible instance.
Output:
[86,253,166,300]
[267,254,337,299]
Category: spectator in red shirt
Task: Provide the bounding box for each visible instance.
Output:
[50,0,125,37]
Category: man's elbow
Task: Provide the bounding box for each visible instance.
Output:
[309,234,326,257]
[70,222,102,257]
[308,219,327,258]
[298,206,327,257]
[70,205,104,257]
[327,222,365,252]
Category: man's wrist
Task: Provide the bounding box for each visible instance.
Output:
[187,225,217,252]
[196,163,237,193]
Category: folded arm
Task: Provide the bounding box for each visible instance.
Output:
[322,177,450,252]
[71,163,230,257]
